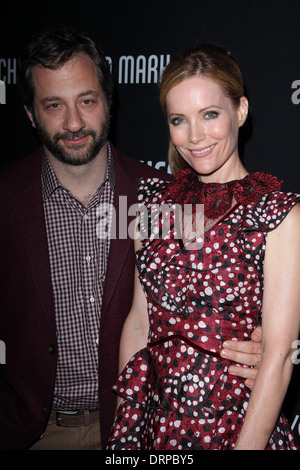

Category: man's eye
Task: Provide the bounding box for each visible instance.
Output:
[82,99,94,105]
[48,103,60,109]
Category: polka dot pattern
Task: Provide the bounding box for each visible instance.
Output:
[107,175,300,450]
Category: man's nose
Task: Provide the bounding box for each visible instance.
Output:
[63,105,85,132]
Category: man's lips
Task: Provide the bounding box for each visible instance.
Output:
[62,135,90,146]
[189,143,216,157]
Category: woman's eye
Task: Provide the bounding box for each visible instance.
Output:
[204,110,219,119]
[169,116,185,126]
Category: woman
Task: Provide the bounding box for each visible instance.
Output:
[107,44,300,450]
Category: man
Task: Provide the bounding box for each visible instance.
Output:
[0,25,261,450]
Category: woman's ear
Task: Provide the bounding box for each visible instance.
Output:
[237,96,249,127]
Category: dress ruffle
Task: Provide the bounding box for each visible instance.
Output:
[166,168,282,219]
[113,336,249,420]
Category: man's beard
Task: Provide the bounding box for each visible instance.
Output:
[33,114,110,166]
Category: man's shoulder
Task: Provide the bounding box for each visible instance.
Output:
[0,147,42,190]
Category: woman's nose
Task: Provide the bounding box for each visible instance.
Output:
[189,122,205,144]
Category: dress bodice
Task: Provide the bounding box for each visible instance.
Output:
[136,170,297,345]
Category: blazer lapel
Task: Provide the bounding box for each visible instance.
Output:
[101,151,137,317]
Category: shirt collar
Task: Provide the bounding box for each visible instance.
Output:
[41,142,115,201]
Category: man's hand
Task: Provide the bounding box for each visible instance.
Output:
[220,326,262,389]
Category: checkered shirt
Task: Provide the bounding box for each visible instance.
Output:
[41,144,115,410]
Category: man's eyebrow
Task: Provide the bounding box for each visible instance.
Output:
[40,96,61,104]
[40,90,100,104]
[77,90,100,99]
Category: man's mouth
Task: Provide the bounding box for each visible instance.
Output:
[62,135,90,146]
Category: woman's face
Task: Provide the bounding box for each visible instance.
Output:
[166,76,248,182]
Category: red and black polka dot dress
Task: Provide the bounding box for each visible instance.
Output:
[107,169,300,450]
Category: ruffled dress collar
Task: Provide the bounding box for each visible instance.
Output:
[167,168,282,220]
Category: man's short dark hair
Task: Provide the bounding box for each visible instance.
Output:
[18,24,114,113]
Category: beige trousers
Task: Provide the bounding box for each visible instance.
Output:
[29,413,101,450]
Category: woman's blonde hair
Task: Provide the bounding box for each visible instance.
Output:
[159,44,246,174]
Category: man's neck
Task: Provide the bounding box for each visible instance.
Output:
[45,145,108,206]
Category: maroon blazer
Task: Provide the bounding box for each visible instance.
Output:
[0,143,170,449]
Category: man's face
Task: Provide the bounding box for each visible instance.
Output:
[26,53,109,166]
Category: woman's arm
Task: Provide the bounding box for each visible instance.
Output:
[115,236,149,410]
[118,237,149,374]
[234,203,300,450]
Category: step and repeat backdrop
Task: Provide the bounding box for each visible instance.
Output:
[1,0,300,444]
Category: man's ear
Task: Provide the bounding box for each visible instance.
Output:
[237,96,249,128]
[24,105,36,128]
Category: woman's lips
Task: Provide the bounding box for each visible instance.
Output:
[189,143,216,158]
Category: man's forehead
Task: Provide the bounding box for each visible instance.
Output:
[31,55,102,94]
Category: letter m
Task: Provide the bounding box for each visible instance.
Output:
[119,56,135,84]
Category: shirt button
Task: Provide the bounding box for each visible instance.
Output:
[83,214,89,220]
[48,344,55,354]
[86,255,91,264]
[90,296,95,303]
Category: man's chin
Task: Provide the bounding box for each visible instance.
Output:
[44,142,102,166]
[51,151,98,166]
